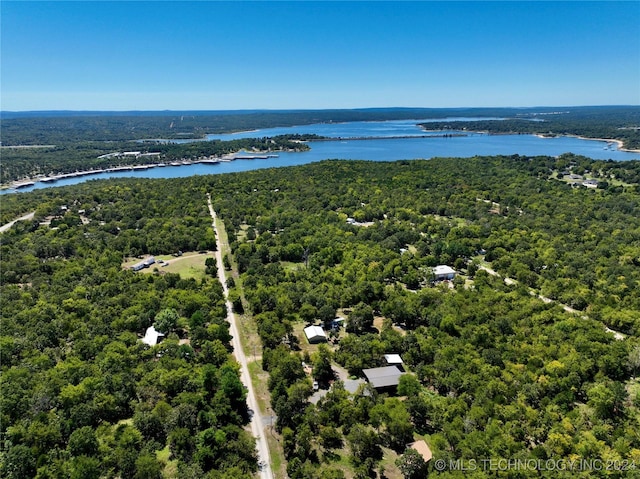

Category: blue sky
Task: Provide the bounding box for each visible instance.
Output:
[2,1,639,111]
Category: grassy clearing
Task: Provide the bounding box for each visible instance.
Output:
[316,444,403,479]
[122,251,213,280]
[236,223,250,242]
[379,446,403,479]
[155,253,211,280]
[234,311,262,363]
[320,447,353,477]
[627,378,640,406]
[432,214,469,227]
[281,261,305,272]
[248,360,271,415]
[266,430,287,479]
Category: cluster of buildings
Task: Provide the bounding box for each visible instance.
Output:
[563,173,600,188]
[97,151,162,159]
[362,354,405,390]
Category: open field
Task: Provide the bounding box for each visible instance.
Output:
[280,261,305,272]
[122,251,213,280]
[318,443,403,479]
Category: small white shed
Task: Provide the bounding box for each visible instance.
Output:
[142,326,165,346]
[304,325,327,343]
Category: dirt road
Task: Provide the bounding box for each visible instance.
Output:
[478,265,626,340]
[0,211,35,233]
[207,194,273,479]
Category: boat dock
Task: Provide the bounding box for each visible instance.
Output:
[5,152,280,190]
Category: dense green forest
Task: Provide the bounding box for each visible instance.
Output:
[209,156,640,478]
[0,182,256,478]
[2,155,640,478]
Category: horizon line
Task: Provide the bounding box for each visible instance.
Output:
[2,104,639,115]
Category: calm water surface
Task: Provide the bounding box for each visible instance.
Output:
[201,118,506,140]
[4,119,638,194]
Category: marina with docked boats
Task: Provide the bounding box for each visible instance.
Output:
[6,152,279,190]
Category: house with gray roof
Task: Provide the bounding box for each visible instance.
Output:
[362,365,403,390]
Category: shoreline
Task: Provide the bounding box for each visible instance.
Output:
[534,133,640,153]
[419,123,640,154]
[572,135,640,154]
[0,150,284,190]
[3,132,638,190]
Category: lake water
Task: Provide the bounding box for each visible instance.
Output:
[4,119,638,194]
[201,118,508,140]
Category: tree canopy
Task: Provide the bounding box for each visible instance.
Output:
[2,154,640,478]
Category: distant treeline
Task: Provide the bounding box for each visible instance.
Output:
[420,106,640,150]
[4,106,637,145]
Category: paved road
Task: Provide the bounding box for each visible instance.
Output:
[0,211,35,233]
[207,195,274,479]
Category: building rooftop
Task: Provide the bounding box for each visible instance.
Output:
[384,354,404,365]
[433,265,456,275]
[142,326,164,346]
[408,440,433,462]
[304,325,327,341]
[362,366,403,388]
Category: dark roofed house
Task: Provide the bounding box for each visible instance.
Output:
[362,366,403,390]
